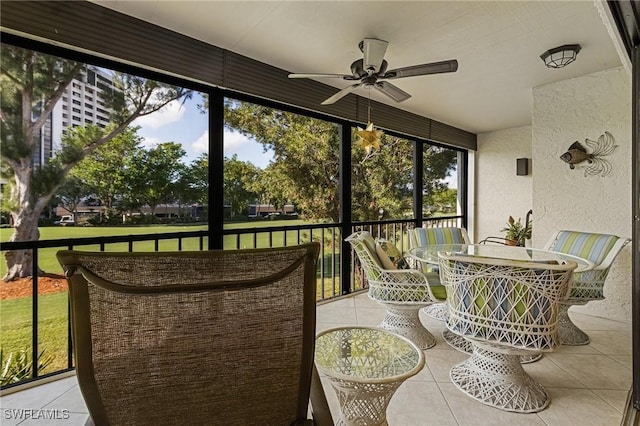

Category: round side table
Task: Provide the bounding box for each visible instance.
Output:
[315,326,425,426]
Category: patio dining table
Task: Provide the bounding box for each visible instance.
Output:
[407,244,594,357]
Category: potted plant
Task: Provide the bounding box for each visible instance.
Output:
[501,215,532,246]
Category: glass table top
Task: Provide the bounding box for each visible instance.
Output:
[315,327,425,382]
[407,244,593,272]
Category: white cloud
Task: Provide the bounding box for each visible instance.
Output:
[188,129,264,163]
[140,136,163,148]
[132,100,185,129]
[224,130,250,152]
[191,130,251,154]
[192,130,209,153]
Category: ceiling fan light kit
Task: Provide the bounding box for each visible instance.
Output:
[540,44,581,68]
[288,38,459,105]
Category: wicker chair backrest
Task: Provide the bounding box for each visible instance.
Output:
[409,227,471,248]
[438,253,576,352]
[544,230,630,301]
[345,231,434,303]
[57,244,321,426]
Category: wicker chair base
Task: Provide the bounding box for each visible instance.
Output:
[442,328,542,363]
[519,352,543,364]
[422,302,448,321]
[450,343,550,413]
[443,329,473,353]
[329,378,400,426]
[558,304,590,345]
[378,303,436,350]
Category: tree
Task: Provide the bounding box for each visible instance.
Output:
[69,127,143,217]
[56,176,91,220]
[422,145,457,212]
[0,44,191,280]
[350,133,415,221]
[179,153,209,210]
[223,155,261,218]
[426,187,458,215]
[223,100,457,223]
[131,142,186,216]
[224,101,341,221]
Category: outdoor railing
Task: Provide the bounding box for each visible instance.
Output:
[0,215,463,389]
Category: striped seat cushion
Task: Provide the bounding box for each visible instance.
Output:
[551,231,618,266]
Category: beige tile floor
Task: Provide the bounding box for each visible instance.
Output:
[0,292,632,425]
[316,293,632,426]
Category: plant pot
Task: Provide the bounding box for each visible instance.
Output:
[505,238,517,246]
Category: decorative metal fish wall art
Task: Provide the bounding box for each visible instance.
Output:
[559,131,617,177]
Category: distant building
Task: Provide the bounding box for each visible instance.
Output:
[32,65,117,167]
[247,204,295,217]
[51,66,117,154]
[55,203,205,223]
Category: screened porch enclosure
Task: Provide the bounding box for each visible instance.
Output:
[0,0,637,418]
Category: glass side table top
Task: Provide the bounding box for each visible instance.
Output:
[408,244,593,273]
[316,327,425,426]
[315,326,425,382]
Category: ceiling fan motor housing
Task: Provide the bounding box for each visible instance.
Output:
[350,59,388,79]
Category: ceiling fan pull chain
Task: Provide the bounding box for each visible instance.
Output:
[367,87,372,123]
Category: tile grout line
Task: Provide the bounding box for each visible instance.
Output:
[587,387,631,415]
[434,381,462,426]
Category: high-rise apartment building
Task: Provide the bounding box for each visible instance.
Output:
[24,65,117,168]
[48,65,116,158]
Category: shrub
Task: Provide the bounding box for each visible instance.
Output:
[1,347,54,386]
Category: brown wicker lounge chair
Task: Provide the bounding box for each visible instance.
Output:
[57,244,332,426]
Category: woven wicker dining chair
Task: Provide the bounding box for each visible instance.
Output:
[438,252,576,413]
[543,230,631,345]
[407,226,471,321]
[345,231,439,349]
[57,244,333,426]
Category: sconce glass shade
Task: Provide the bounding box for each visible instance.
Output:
[540,44,581,68]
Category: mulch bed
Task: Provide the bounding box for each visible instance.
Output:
[0,274,68,300]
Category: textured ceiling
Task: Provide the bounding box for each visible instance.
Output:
[91,1,622,134]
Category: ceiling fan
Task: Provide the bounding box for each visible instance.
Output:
[288,38,458,105]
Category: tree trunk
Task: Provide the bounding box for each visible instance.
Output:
[4,208,42,281]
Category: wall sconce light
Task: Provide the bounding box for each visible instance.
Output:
[540,44,581,68]
[516,158,529,176]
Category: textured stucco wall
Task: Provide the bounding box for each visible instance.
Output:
[475,126,533,244]
[532,67,632,321]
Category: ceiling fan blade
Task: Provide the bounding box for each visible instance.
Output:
[374,81,411,102]
[321,83,363,105]
[361,38,389,74]
[288,73,351,79]
[382,59,458,79]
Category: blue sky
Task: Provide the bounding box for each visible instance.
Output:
[131,93,274,168]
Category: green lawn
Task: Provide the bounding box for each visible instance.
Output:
[1,292,70,375]
[0,220,335,277]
